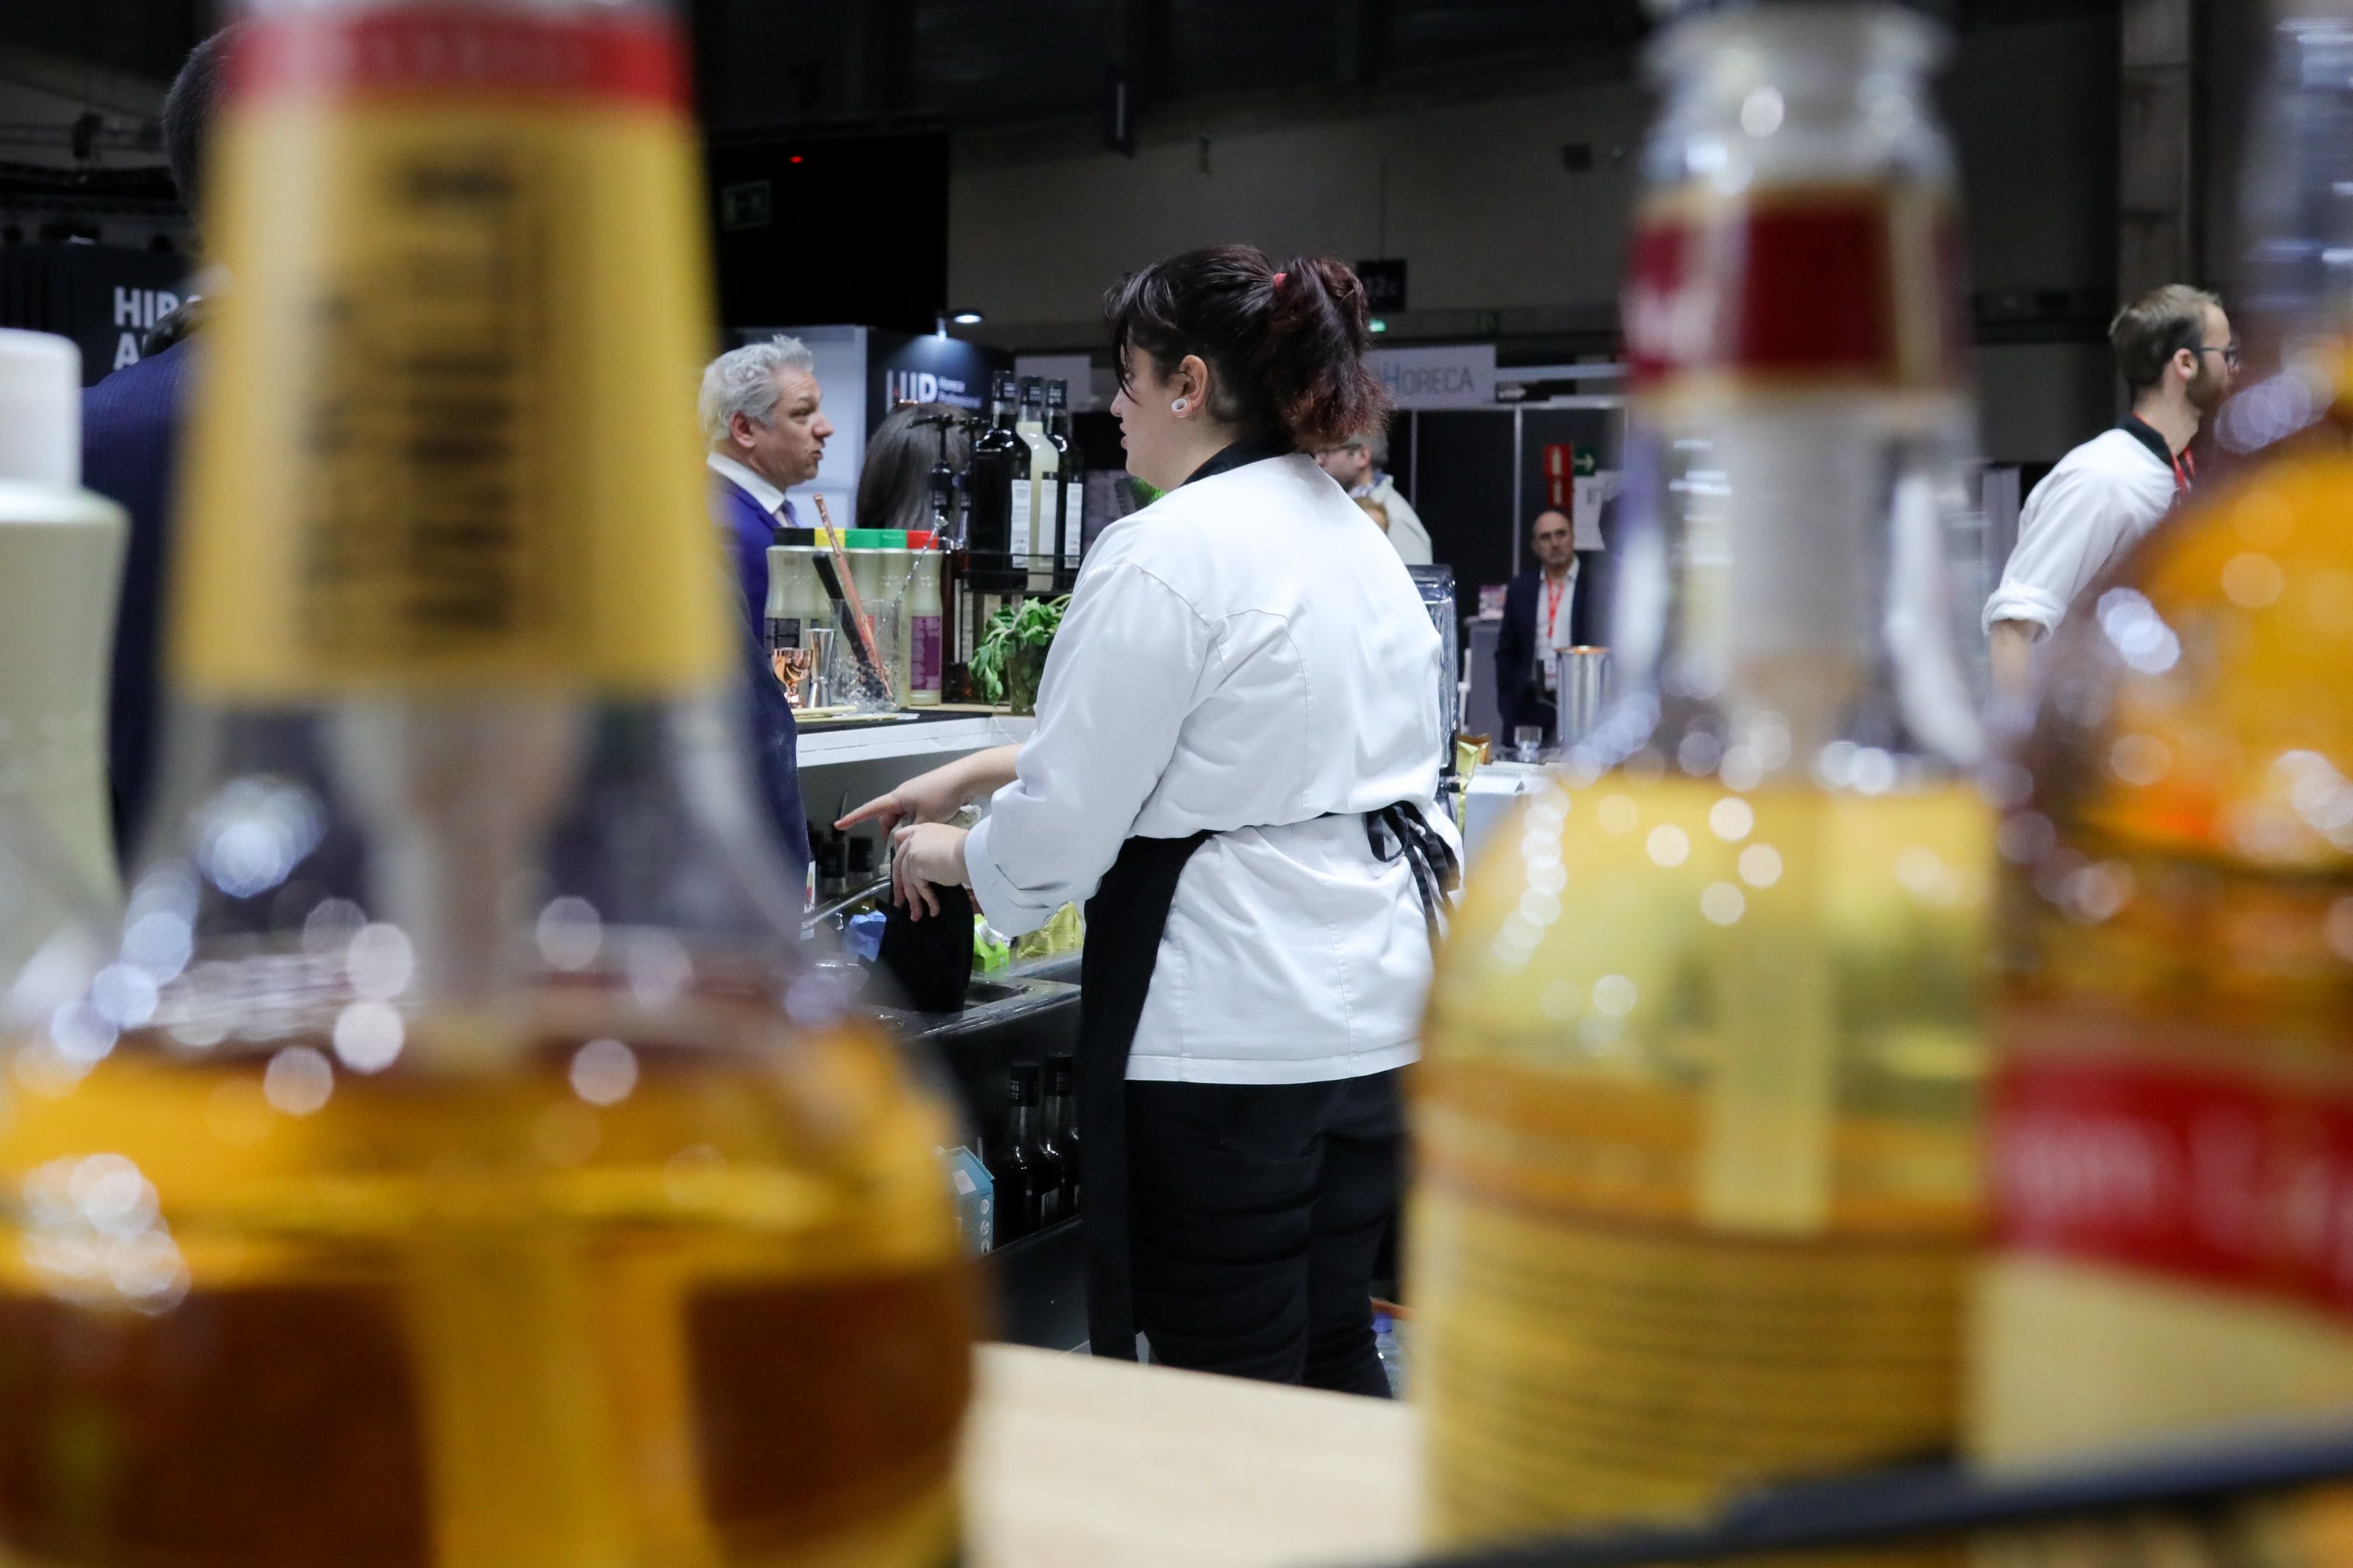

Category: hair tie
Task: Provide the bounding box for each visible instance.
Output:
[1271,271,1288,287]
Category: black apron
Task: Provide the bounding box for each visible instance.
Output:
[1071,431,1463,1358]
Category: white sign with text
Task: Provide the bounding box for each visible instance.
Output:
[1367,343,1497,409]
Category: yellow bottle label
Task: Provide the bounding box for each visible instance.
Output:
[174,9,728,698]
[1416,773,1990,1540]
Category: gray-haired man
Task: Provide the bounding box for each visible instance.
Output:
[699,335,835,637]
[1314,424,1432,565]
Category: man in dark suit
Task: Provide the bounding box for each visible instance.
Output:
[697,340,829,897]
[1495,506,1608,742]
[697,337,834,637]
[82,27,229,860]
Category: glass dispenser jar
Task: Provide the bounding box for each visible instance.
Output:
[1413,0,1990,1542]
[1974,0,2353,1467]
[0,4,973,1564]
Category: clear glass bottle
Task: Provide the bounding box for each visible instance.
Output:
[1415,0,1990,1542]
[1040,1051,1081,1213]
[1974,0,2353,1465]
[0,3,974,1564]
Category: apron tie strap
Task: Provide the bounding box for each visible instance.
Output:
[1366,801,1460,942]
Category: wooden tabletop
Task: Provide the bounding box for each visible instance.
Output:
[964,1345,1424,1568]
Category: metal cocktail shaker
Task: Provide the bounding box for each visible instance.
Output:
[1552,645,1611,748]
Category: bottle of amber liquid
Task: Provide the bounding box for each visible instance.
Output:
[1414,0,1991,1542]
[0,4,973,1565]
[1973,0,2353,1465]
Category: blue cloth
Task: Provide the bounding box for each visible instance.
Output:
[710,472,794,641]
[81,338,195,861]
[710,478,811,901]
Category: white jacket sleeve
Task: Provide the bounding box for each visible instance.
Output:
[1982,462,2148,637]
[963,562,1214,937]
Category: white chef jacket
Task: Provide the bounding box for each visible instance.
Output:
[963,451,1454,1085]
[1982,427,2179,638]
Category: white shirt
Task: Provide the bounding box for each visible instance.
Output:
[1538,560,1582,690]
[707,451,790,519]
[1982,428,2178,638]
[964,453,1454,1085]
[1358,473,1433,566]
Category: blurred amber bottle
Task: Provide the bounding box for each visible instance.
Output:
[1413,0,1991,1544]
[1973,1,2353,1468]
[0,4,972,1564]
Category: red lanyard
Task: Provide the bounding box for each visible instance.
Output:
[1543,574,1567,640]
[2172,447,2196,495]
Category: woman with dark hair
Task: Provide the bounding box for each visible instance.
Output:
[841,245,1454,1394]
[854,401,968,534]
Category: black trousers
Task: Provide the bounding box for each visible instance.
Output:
[1123,1068,1402,1397]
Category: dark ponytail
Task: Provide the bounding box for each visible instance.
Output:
[1104,244,1390,453]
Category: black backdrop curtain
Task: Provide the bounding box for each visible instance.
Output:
[0,245,191,385]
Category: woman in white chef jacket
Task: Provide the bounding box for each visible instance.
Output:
[842,246,1454,1394]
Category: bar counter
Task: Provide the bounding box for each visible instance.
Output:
[965,1345,1422,1568]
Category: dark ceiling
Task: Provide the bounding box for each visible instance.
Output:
[690,0,2116,136]
[0,0,207,86]
[2,0,2121,133]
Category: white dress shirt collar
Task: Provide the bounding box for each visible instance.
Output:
[707,451,790,518]
[1541,558,1582,651]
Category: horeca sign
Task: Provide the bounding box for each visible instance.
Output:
[1367,343,1496,409]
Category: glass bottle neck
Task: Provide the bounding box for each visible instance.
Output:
[1649,4,1943,129]
[1603,1,1981,788]
[1643,4,1950,198]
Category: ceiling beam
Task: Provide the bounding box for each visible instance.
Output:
[1335,0,1390,85]
[1113,0,1170,105]
[843,0,908,118]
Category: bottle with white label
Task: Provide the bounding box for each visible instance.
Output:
[1015,376,1058,592]
[907,547,944,706]
[879,538,916,701]
[763,534,831,706]
[1047,379,1083,580]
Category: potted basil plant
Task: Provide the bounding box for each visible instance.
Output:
[970,595,1068,716]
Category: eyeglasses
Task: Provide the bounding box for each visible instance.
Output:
[2195,342,2243,370]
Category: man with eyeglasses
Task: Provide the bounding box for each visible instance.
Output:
[1985,284,2237,698]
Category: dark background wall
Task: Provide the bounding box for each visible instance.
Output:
[0,0,2279,462]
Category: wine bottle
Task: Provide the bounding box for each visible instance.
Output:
[1015,375,1057,592]
[985,1063,1059,1241]
[1048,379,1084,579]
[1041,1051,1081,1212]
[966,373,1022,565]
